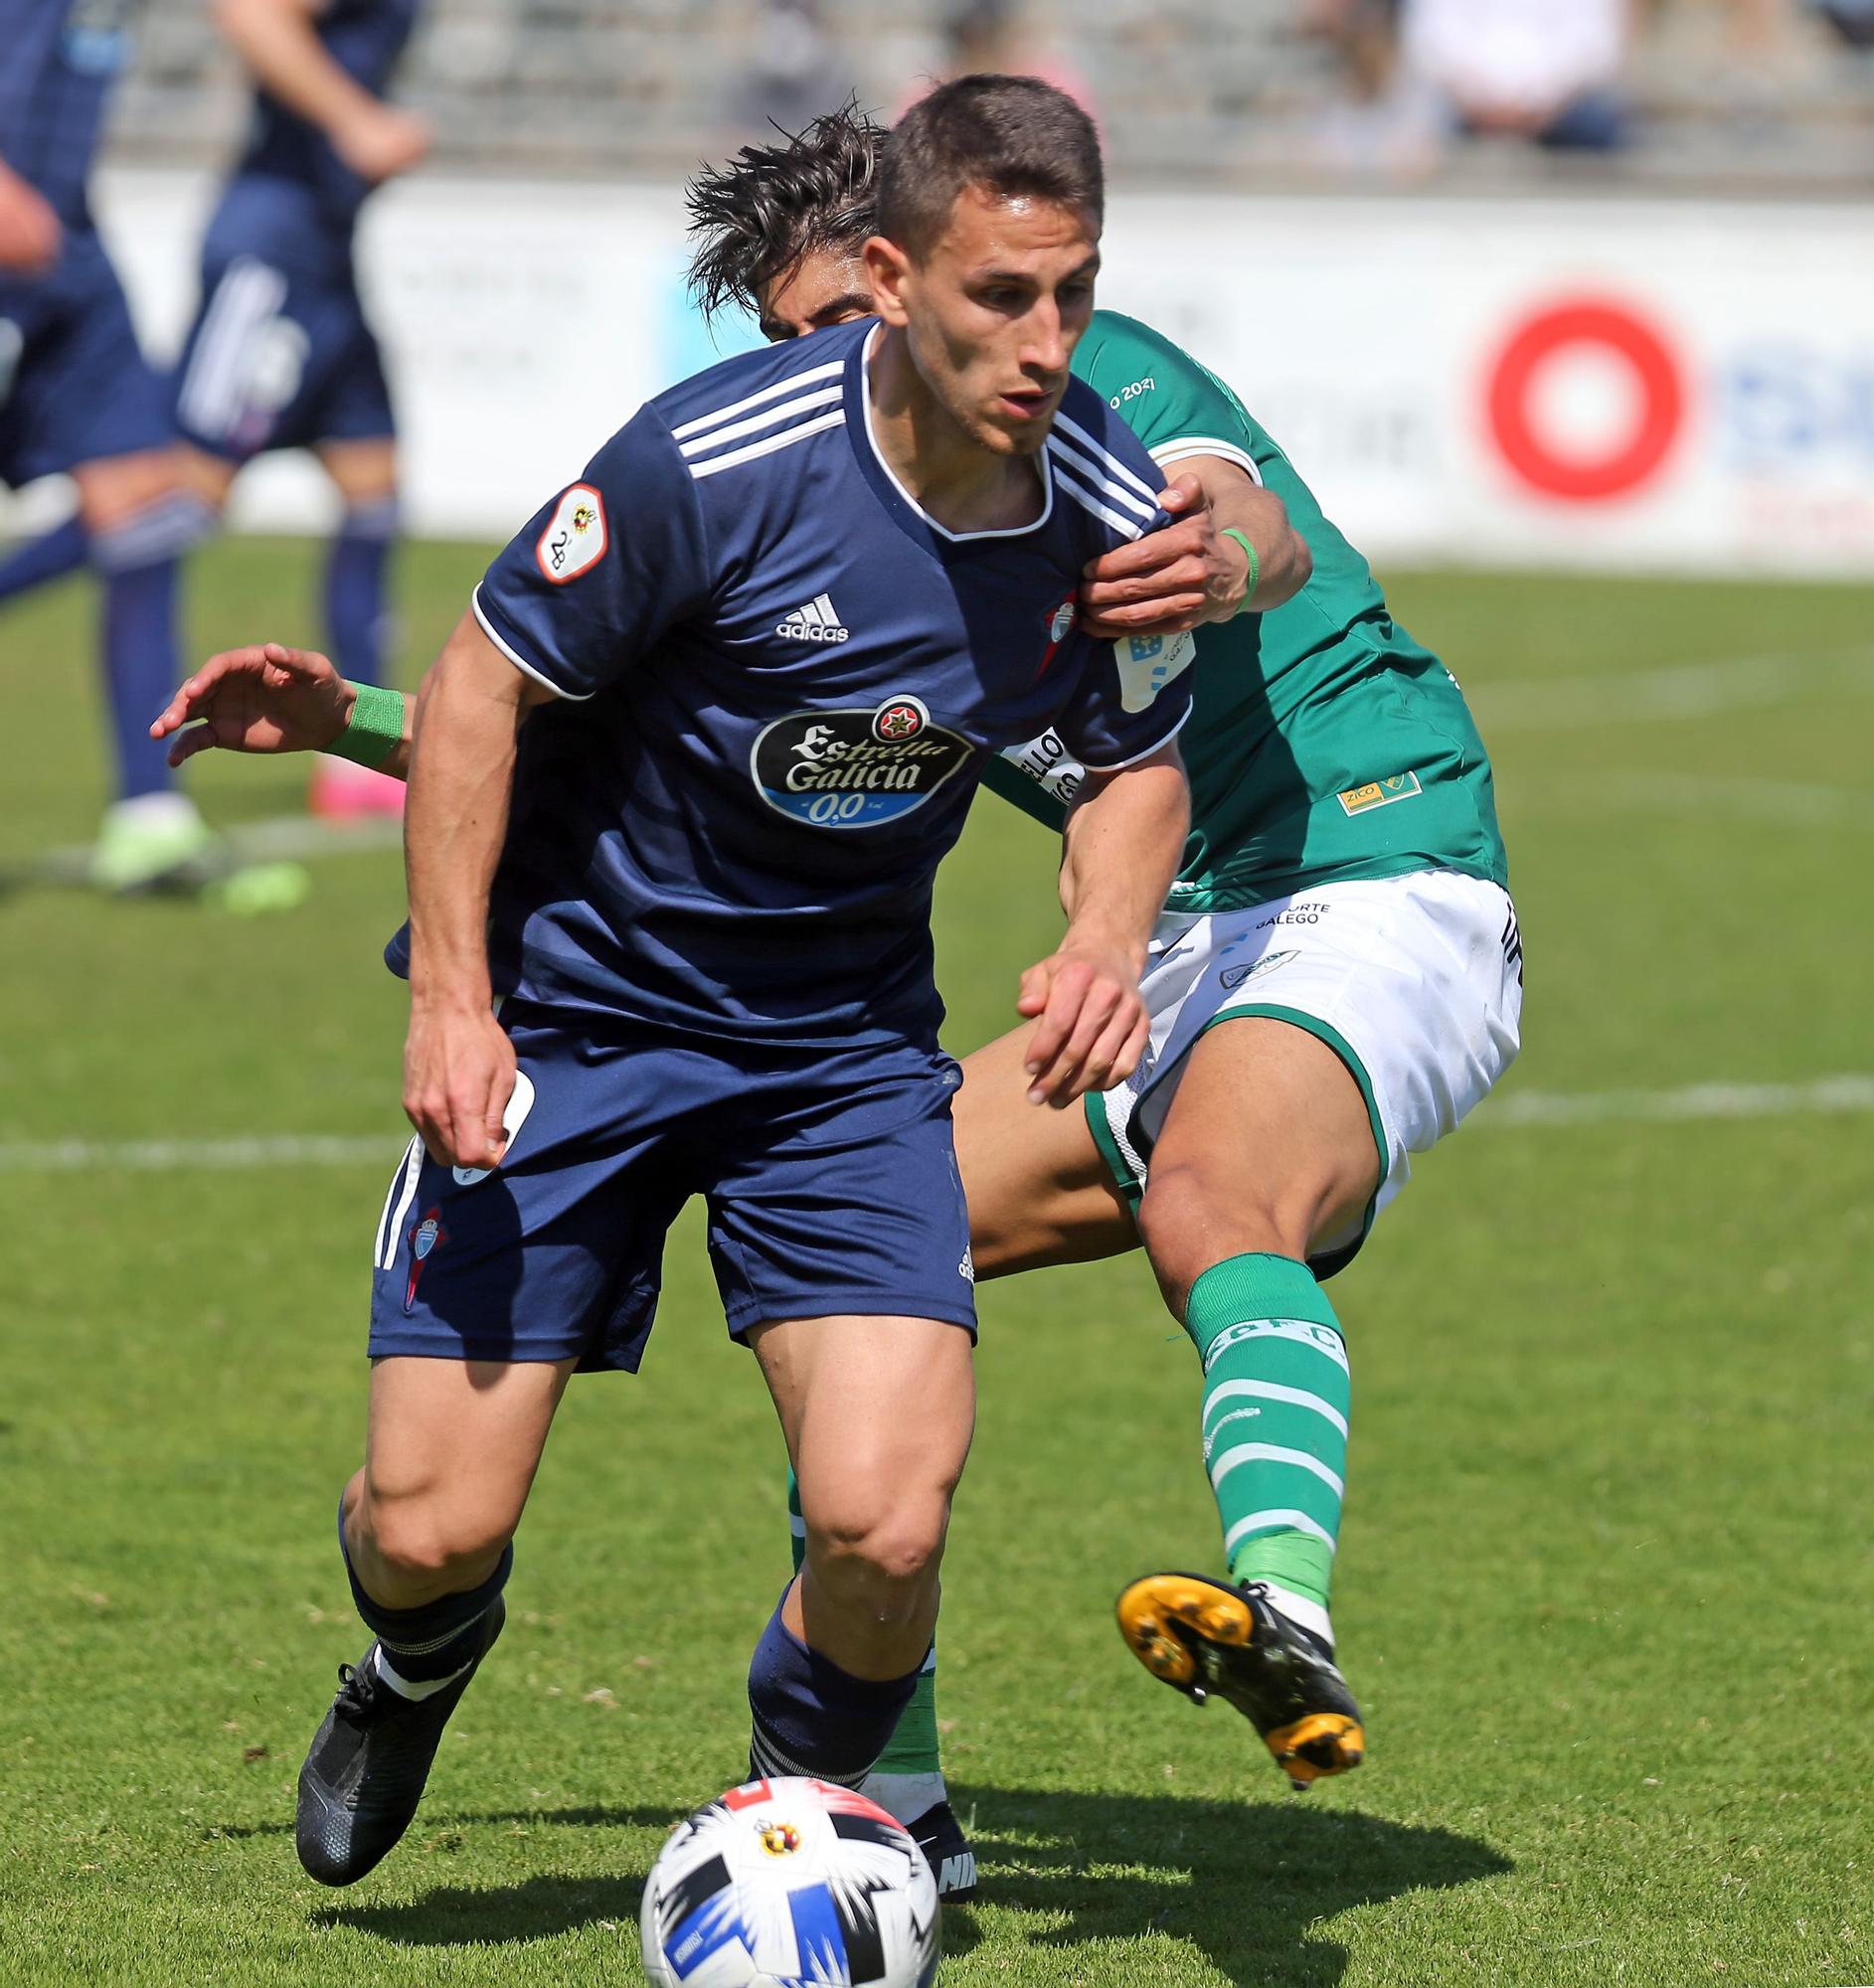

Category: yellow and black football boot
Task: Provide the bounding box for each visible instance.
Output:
[1115,1573,1364,1788]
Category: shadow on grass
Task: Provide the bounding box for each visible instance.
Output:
[305,1784,1508,1982]
[315,1869,649,1947]
[943,1782,1510,1984]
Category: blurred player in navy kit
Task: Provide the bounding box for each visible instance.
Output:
[172,0,428,821]
[0,0,222,892]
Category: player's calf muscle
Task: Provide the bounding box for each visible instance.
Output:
[1137,1025,1378,1306]
[1137,1160,1353,1308]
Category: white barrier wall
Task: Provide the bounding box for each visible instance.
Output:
[61,172,1874,573]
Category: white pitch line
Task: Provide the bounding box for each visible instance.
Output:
[1472,647,1874,733]
[17,810,403,887]
[1513,770,1867,831]
[1476,1075,1874,1129]
[4,1077,1872,1174]
[0,1133,394,1173]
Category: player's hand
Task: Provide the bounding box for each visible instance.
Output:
[151,642,357,766]
[335,104,432,184]
[1015,937,1149,1107]
[1080,473,1251,639]
[0,175,62,275]
[403,998,515,1171]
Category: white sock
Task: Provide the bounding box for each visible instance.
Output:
[1261,1582,1335,1652]
[373,1643,471,1701]
[859,1769,947,1826]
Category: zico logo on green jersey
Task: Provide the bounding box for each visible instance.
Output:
[1338,771,1424,817]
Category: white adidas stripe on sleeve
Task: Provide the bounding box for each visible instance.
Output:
[1052,412,1163,506]
[686,408,847,480]
[1053,464,1148,542]
[669,360,845,441]
[676,384,844,460]
[1045,434,1160,524]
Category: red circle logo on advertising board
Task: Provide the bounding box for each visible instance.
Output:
[1486,299,1686,503]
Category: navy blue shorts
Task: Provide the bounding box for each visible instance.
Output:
[368,1003,976,1371]
[0,231,175,485]
[172,249,393,462]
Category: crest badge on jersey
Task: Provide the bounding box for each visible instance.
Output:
[873,696,927,743]
[1036,595,1079,678]
[536,484,608,584]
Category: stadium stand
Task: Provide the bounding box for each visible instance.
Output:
[105,0,1874,191]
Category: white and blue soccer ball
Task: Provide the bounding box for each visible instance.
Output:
[640,1776,941,1987]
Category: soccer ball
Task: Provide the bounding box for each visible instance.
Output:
[640,1777,941,1987]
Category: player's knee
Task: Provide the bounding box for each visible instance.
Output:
[804,1490,948,1615]
[354,1484,514,1592]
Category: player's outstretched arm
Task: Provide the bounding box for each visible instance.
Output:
[1018,741,1190,1107]
[151,643,416,777]
[1080,465,1311,639]
[213,0,431,183]
[402,613,553,1171]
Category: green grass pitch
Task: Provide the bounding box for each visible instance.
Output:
[2,541,1870,1986]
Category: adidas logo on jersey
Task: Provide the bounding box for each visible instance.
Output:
[777,591,850,643]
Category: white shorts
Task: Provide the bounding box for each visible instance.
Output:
[1086,869,1524,1275]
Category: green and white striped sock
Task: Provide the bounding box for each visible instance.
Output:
[785,1467,942,1777]
[1184,1251,1350,1622]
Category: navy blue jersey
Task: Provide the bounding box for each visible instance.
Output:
[0,0,135,227]
[229,0,418,240]
[394,318,1191,1048]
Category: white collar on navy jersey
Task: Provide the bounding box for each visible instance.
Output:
[857,323,1056,544]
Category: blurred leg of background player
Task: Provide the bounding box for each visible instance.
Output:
[167,0,429,822]
[0,226,218,892]
[173,254,406,824]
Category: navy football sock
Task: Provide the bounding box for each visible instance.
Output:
[748,1589,923,1789]
[93,495,211,801]
[324,497,397,688]
[340,1507,512,1687]
[0,515,88,603]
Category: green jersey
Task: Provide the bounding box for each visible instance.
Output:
[984,311,1509,910]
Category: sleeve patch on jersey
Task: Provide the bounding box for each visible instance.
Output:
[1113,628,1197,714]
[535,483,609,584]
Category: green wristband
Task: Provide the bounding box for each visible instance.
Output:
[1220,527,1262,614]
[329,681,406,769]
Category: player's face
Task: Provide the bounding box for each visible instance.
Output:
[864,188,1100,458]
[759,253,873,343]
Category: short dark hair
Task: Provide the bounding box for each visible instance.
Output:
[878,74,1103,259]
[685,102,885,325]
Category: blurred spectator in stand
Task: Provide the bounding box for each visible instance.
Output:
[1303,0,1445,176]
[901,1,1097,125]
[1808,0,1874,48]
[727,0,855,139]
[1400,0,1633,149]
